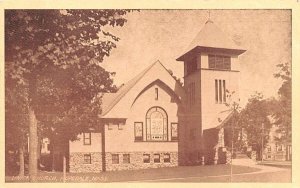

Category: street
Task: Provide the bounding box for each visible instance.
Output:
[6,163,291,183]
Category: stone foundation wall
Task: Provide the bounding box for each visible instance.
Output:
[69,152,103,173]
[105,152,178,171]
[69,151,178,172]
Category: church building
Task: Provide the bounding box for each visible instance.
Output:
[68,19,246,173]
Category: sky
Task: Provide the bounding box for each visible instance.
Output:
[100,10,291,106]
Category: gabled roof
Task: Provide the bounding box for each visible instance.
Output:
[177,20,246,61]
[100,60,180,117]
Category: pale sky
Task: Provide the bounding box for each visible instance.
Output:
[101,10,291,106]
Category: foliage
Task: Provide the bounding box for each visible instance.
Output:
[238,92,272,152]
[5,9,131,175]
[223,91,272,155]
[272,62,291,144]
[6,9,130,138]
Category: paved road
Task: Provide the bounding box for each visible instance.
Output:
[140,169,291,182]
[6,163,291,183]
[124,163,291,183]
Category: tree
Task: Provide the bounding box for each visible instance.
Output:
[238,92,272,159]
[273,62,291,144]
[5,10,131,180]
[5,80,29,176]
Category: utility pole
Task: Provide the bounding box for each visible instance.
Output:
[230,122,236,182]
[261,123,264,162]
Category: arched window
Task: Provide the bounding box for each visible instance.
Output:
[146,107,168,141]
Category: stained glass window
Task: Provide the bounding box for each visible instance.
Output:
[146,107,168,141]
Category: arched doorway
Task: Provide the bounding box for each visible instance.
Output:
[146,107,168,141]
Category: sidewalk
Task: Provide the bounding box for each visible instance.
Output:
[257,160,292,168]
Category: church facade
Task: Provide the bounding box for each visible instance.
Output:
[69,20,246,173]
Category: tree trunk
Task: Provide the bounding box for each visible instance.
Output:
[28,106,38,182]
[18,145,25,177]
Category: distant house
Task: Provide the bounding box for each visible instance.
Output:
[68,19,246,172]
[263,123,292,161]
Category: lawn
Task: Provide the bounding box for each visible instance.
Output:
[5,164,260,183]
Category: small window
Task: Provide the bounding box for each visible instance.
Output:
[123,154,130,164]
[83,133,91,145]
[134,122,143,141]
[112,154,119,164]
[267,146,271,152]
[155,88,158,100]
[215,79,226,104]
[208,54,231,70]
[143,154,150,163]
[84,154,91,164]
[277,145,283,152]
[164,153,171,163]
[154,154,160,163]
[171,123,178,141]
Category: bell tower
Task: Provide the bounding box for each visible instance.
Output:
[176,19,246,164]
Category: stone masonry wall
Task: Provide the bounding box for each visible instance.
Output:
[69,152,103,173]
[105,152,178,171]
[69,151,178,172]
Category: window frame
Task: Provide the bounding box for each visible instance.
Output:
[171,123,178,141]
[143,154,150,163]
[146,106,168,141]
[112,154,119,164]
[83,132,91,145]
[164,153,171,163]
[83,154,92,164]
[155,87,158,100]
[123,154,130,164]
[134,122,143,141]
[154,153,160,163]
[208,54,231,70]
[215,79,226,104]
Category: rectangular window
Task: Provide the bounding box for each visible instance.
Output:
[123,154,130,164]
[208,55,215,68]
[223,56,231,69]
[268,146,271,152]
[134,122,143,141]
[155,88,158,100]
[223,80,226,102]
[164,153,171,163]
[83,132,91,145]
[215,79,226,103]
[208,54,231,70]
[143,154,150,163]
[215,79,218,103]
[219,80,222,103]
[277,145,283,152]
[171,123,178,141]
[83,154,91,164]
[112,154,119,164]
[154,154,160,163]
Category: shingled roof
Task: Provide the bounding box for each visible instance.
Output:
[177,20,246,61]
[100,60,177,117]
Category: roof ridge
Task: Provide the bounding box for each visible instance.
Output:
[100,61,158,116]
